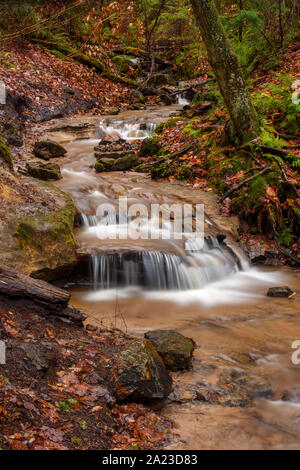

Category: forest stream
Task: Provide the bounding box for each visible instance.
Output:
[45,105,300,450]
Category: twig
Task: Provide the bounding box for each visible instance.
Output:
[220,167,272,202]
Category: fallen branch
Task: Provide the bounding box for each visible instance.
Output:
[36,40,138,88]
[169,80,215,96]
[0,265,85,325]
[220,167,272,202]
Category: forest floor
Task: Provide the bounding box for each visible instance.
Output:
[0,297,172,450]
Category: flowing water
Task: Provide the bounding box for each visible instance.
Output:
[49,106,300,450]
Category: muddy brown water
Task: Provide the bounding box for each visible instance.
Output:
[47,106,300,450]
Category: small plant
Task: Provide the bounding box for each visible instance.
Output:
[80,421,88,431]
[72,438,82,446]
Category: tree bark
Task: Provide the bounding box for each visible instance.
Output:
[189,0,259,144]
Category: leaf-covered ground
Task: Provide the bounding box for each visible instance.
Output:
[0,299,172,450]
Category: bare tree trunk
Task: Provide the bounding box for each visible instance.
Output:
[278,0,284,48]
[189,0,259,144]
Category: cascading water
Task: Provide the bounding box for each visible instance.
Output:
[73,117,248,293]
[90,243,240,291]
[97,119,156,140]
[176,93,190,106]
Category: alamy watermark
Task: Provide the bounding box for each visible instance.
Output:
[0,341,6,365]
[0,81,6,105]
[292,80,300,106]
[92,197,205,245]
[291,340,300,365]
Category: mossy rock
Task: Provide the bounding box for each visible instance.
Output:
[151,160,173,180]
[113,339,172,400]
[34,140,67,160]
[135,162,153,173]
[0,135,13,171]
[114,154,141,171]
[149,73,172,86]
[158,94,173,105]
[26,161,62,180]
[0,173,77,280]
[144,330,196,371]
[139,138,162,158]
[112,55,134,73]
[95,158,115,172]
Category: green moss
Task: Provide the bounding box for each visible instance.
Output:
[14,191,76,252]
[0,135,13,170]
[151,161,173,180]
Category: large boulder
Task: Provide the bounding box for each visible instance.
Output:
[0,170,77,280]
[34,140,67,160]
[144,330,196,371]
[0,135,13,171]
[113,339,172,400]
[26,161,62,181]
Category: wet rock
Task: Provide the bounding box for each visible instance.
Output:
[128,89,144,102]
[94,161,106,173]
[158,94,173,105]
[95,158,115,172]
[139,137,162,158]
[242,240,279,266]
[0,171,77,279]
[135,162,153,173]
[114,154,140,171]
[2,125,23,147]
[95,150,133,160]
[113,339,172,400]
[21,343,54,371]
[267,286,294,297]
[0,135,13,171]
[26,161,62,180]
[144,329,196,371]
[99,133,124,144]
[104,107,119,115]
[282,388,300,403]
[248,383,274,400]
[34,140,67,160]
[148,73,172,86]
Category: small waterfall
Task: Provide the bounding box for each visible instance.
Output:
[77,115,247,293]
[177,93,190,106]
[89,240,242,291]
[98,119,156,141]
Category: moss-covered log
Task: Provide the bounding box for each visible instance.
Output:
[189,0,259,144]
[40,42,138,88]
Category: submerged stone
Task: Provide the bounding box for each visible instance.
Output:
[34,140,67,160]
[267,286,294,297]
[144,330,196,371]
[113,339,172,400]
